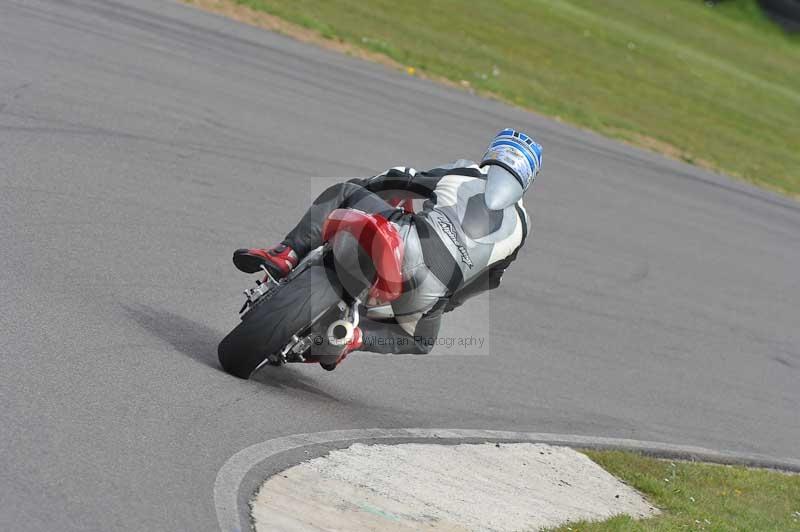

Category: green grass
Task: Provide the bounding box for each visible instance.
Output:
[231,0,800,197]
[550,450,800,531]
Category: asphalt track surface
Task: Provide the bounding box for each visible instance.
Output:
[1,1,799,530]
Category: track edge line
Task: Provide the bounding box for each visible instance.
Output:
[214,428,800,531]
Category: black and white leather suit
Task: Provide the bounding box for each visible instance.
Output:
[283,160,530,354]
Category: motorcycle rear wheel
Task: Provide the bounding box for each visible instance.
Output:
[218,263,342,378]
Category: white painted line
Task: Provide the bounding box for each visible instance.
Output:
[214,428,800,532]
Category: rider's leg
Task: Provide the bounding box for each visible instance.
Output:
[283,182,399,257]
[356,304,444,354]
[234,181,398,277]
[355,251,449,356]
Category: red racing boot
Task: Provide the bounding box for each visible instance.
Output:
[233,243,298,279]
[320,327,362,371]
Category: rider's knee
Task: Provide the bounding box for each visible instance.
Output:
[413,337,436,354]
[313,182,351,205]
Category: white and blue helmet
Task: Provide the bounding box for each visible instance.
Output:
[481,128,542,209]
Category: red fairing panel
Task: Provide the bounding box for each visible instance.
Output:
[321,209,404,302]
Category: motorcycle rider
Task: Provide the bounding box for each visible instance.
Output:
[233,129,541,365]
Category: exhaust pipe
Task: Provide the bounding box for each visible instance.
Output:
[327,319,354,346]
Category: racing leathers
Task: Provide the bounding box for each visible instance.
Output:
[281,160,530,354]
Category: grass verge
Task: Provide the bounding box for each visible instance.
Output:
[183,0,800,199]
[550,450,800,531]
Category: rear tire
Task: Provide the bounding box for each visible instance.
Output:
[218,264,342,378]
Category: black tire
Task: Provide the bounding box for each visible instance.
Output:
[218,263,343,378]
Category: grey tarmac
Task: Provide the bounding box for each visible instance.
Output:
[1,1,798,531]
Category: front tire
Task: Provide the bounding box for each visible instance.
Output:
[218,264,342,378]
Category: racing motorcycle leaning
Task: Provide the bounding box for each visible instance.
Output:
[218,206,406,378]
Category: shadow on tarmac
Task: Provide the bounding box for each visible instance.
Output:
[121,303,221,369]
[121,302,343,402]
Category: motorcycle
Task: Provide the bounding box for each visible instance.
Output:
[218,207,405,378]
